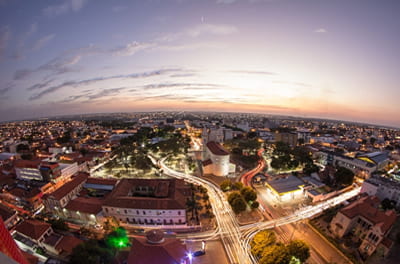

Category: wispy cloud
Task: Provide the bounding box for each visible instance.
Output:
[13,23,38,59]
[0,83,14,100]
[230,70,277,75]
[32,34,55,51]
[27,79,54,91]
[43,0,89,17]
[112,41,156,56]
[0,26,10,58]
[158,23,238,42]
[314,28,327,33]
[14,44,99,80]
[29,68,179,100]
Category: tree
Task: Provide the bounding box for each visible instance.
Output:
[250,230,277,258]
[251,201,260,209]
[105,227,130,249]
[69,240,114,264]
[259,244,290,264]
[381,198,396,210]
[230,196,247,214]
[227,191,242,204]
[240,187,257,202]
[232,181,244,191]
[48,218,68,231]
[220,180,232,192]
[286,240,310,263]
[334,167,355,186]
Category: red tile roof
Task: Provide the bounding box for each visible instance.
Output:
[0,203,16,222]
[340,196,397,234]
[55,235,83,255]
[15,219,51,240]
[206,141,229,156]
[86,177,118,186]
[65,197,103,215]
[47,173,88,200]
[14,160,41,169]
[103,178,189,210]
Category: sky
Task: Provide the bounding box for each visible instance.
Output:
[0,0,400,127]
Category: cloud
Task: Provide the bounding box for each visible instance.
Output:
[87,87,126,100]
[158,23,238,42]
[32,34,55,51]
[142,82,224,91]
[0,83,14,100]
[186,23,238,37]
[112,41,156,56]
[43,0,88,17]
[230,70,277,75]
[14,44,99,80]
[0,26,10,58]
[29,68,179,100]
[314,28,327,33]
[27,79,54,91]
[0,83,13,94]
[13,23,38,59]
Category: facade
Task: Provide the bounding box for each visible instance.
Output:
[15,160,42,181]
[43,173,89,212]
[361,176,400,209]
[202,141,232,177]
[0,204,19,229]
[275,132,298,147]
[330,195,397,257]
[314,150,377,178]
[102,178,190,226]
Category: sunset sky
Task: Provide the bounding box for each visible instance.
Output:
[1,0,399,126]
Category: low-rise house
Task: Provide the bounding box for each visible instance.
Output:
[0,203,19,229]
[43,173,88,212]
[361,176,400,209]
[330,195,397,258]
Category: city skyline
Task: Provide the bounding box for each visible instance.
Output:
[1,0,400,127]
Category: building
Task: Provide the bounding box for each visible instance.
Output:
[102,178,190,226]
[314,150,377,178]
[330,195,397,257]
[128,229,189,264]
[0,203,19,229]
[357,152,389,171]
[361,176,400,209]
[275,132,298,147]
[43,173,89,212]
[14,160,42,181]
[202,141,234,177]
[13,219,82,257]
[265,175,305,202]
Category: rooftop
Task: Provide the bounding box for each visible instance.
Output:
[340,195,397,234]
[46,172,88,200]
[65,196,103,215]
[266,175,304,195]
[15,219,51,240]
[206,141,229,156]
[103,178,190,210]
